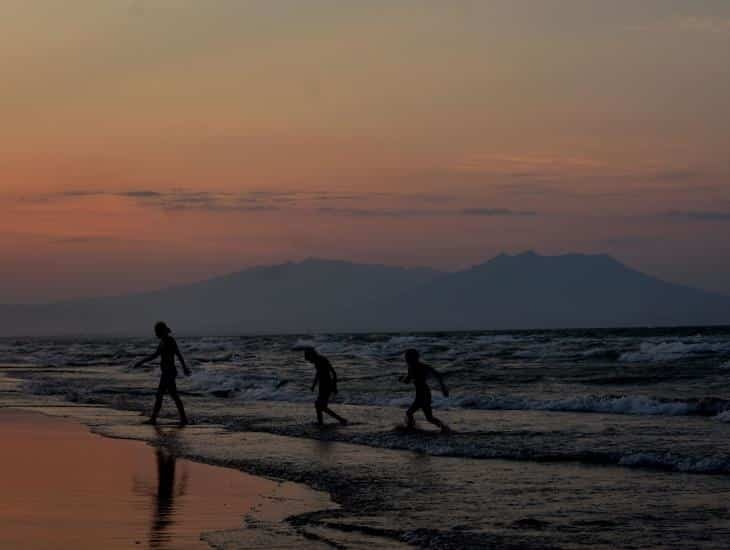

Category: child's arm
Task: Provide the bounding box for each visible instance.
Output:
[134,347,160,368]
[311,372,319,392]
[329,364,338,394]
[174,340,191,376]
[429,366,449,397]
[399,367,412,384]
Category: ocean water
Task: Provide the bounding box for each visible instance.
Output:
[4,327,730,416]
[3,327,730,547]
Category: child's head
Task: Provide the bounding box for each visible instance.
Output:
[154,321,171,339]
[303,347,318,363]
[404,348,420,365]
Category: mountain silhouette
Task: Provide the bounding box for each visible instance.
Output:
[0,259,438,336]
[1,253,728,336]
[373,251,730,330]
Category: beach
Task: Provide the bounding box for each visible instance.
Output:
[0,408,333,549]
[4,1,729,546]
[2,329,730,548]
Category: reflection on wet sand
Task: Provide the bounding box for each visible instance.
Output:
[132,427,190,548]
[0,410,323,549]
[152,446,182,547]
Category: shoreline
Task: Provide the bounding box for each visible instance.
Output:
[0,408,335,549]
[3,404,415,549]
[0,368,413,548]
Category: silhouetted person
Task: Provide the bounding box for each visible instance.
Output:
[134,321,190,426]
[304,348,347,426]
[400,349,450,432]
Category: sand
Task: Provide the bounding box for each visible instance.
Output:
[0,409,330,549]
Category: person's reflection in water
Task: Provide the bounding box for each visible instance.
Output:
[133,427,188,548]
[151,446,176,547]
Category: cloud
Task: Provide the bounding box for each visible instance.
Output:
[52,235,122,244]
[117,190,163,198]
[675,16,730,34]
[35,188,279,212]
[461,208,536,217]
[452,153,606,176]
[598,234,665,249]
[626,15,730,34]
[25,188,537,219]
[648,170,705,182]
[316,207,436,217]
[317,206,538,218]
[666,210,730,221]
[60,190,104,197]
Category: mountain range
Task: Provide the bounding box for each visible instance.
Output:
[1,252,728,336]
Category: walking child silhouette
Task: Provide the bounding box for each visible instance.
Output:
[134,322,191,426]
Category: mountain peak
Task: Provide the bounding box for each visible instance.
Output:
[1,252,727,336]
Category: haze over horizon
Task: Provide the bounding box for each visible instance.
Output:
[2,1,729,303]
[5,250,730,307]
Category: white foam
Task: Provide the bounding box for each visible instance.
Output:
[619,452,730,473]
[619,338,730,363]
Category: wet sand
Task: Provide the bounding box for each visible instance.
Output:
[0,409,329,549]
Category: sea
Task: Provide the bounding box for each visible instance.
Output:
[2,327,730,547]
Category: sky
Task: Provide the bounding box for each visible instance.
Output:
[1,0,729,303]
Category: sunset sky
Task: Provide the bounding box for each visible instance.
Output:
[2,0,729,303]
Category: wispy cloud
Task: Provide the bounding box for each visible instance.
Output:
[118,190,163,198]
[461,208,536,217]
[25,188,538,219]
[453,153,606,176]
[318,206,537,218]
[51,235,122,244]
[626,15,730,34]
[316,207,427,218]
[59,190,103,197]
[139,190,276,212]
[672,15,730,34]
[34,188,280,212]
[666,210,730,221]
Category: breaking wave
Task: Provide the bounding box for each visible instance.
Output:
[165,368,730,418]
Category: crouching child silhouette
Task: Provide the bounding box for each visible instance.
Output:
[401,349,450,432]
[134,322,191,426]
[304,348,347,426]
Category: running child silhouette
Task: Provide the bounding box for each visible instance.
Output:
[304,348,347,426]
[134,322,191,426]
[400,349,450,432]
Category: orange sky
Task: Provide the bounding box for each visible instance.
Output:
[1,1,729,302]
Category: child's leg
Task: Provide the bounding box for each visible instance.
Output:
[316,388,332,425]
[323,407,347,424]
[423,405,449,431]
[168,380,188,424]
[405,401,419,428]
[150,380,166,422]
